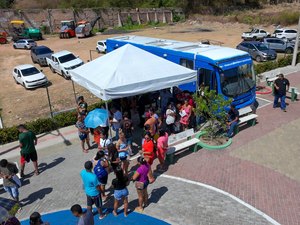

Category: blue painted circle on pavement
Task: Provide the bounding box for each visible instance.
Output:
[21,209,170,225]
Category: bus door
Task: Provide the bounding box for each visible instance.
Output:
[198,68,217,92]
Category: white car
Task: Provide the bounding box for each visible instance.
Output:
[241,28,269,40]
[46,50,84,79]
[12,64,48,89]
[273,28,298,40]
[13,39,37,49]
[96,40,106,53]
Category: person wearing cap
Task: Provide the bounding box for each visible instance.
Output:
[273,74,290,112]
[226,104,239,138]
[80,161,106,220]
[29,212,49,225]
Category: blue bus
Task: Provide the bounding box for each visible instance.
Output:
[106,35,256,109]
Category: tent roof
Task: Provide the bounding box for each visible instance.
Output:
[70,44,197,101]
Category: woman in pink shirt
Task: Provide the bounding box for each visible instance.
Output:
[157,129,168,170]
[180,99,192,130]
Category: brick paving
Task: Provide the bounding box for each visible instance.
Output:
[1,71,300,224]
[164,71,300,225]
[0,141,272,225]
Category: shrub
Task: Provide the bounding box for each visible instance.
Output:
[0,101,107,145]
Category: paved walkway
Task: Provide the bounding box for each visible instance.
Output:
[1,140,273,225]
[1,71,300,225]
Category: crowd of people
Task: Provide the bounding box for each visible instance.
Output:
[2,75,291,224]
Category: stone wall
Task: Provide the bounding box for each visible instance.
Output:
[0,8,183,33]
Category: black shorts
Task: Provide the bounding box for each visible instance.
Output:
[21,151,38,164]
[87,194,102,208]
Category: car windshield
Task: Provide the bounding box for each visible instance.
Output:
[220,64,255,97]
[28,40,35,43]
[21,67,40,76]
[58,53,76,63]
[254,43,268,51]
[36,47,52,55]
[75,26,83,33]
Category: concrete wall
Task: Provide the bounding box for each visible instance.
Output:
[0,8,183,33]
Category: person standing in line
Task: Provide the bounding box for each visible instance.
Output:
[76,115,91,153]
[0,159,21,208]
[120,112,134,156]
[80,161,106,220]
[29,212,50,225]
[112,167,129,217]
[110,106,122,141]
[132,157,150,212]
[77,96,88,116]
[17,124,39,177]
[273,73,290,112]
[116,131,129,176]
[107,143,120,173]
[92,151,109,201]
[156,129,169,171]
[98,132,111,155]
[71,204,94,225]
[165,103,176,135]
[179,99,192,131]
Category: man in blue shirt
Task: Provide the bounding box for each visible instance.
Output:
[80,161,105,220]
[227,104,239,138]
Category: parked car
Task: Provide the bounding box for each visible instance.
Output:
[272,28,297,40]
[96,40,106,53]
[241,28,269,41]
[13,39,37,49]
[236,41,277,62]
[12,64,48,89]
[31,46,54,66]
[46,50,84,79]
[261,38,294,54]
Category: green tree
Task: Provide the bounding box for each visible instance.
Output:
[0,0,14,8]
[193,87,232,140]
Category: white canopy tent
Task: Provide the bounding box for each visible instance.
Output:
[70,44,197,101]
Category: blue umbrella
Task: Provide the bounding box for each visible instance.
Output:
[84,108,108,128]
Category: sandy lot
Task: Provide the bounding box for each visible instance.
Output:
[0,21,275,127]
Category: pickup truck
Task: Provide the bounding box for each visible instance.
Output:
[241,28,269,41]
[46,50,84,79]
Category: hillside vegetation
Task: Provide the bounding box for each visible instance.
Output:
[1,0,300,26]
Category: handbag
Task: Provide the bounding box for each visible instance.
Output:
[135,181,145,190]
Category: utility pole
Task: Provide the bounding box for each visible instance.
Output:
[292,16,300,66]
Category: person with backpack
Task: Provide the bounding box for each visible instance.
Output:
[92,151,109,201]
[0,159,21,209]
[80,161,106,220]
[120,112,134,156]
[112,167,129,217]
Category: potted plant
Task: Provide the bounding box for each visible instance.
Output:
[193,87,232,150]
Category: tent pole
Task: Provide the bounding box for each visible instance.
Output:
[105,101,113,139]
[72,80,77,103]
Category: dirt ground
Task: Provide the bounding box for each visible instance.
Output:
[0,20,288,127]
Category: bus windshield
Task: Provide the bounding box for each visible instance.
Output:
[220,64,255,97]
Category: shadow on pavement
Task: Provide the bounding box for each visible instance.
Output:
[21,187,53,206]
[38,157,65,174]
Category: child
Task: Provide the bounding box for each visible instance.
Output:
[112,167,129,217]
